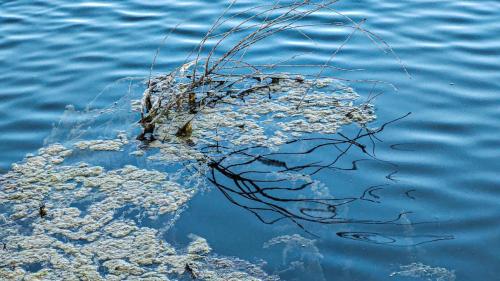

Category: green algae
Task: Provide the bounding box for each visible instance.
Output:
[390,263,456,281]
[138,73,375,164]
[0,143,277,280]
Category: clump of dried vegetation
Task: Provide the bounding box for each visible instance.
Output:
[137,0,403,142]
[135,0,414,234]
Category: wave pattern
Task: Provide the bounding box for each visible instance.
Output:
[0,0,499,280]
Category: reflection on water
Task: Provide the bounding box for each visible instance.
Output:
[1,0,499,280]
[206,115,416,229]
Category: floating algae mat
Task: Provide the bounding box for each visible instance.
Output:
[0,70,383,280]
[0,72,377,280]
[0,136,276,279]
[0,1,415,280]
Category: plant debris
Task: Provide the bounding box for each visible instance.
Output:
[0,1,422,280]
[0,143,279,280]
[38,204,47,218]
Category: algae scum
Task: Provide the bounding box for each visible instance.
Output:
[0,72,376,280]
[0,2,425,280]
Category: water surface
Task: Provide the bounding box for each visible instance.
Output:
[1,0,499,280]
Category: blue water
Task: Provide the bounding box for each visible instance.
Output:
[1,0,499,280]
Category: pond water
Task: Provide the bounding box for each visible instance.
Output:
[1,0,499,280]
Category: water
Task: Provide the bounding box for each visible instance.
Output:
[1,0,499,280]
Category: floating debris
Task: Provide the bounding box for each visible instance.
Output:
[264,235,325,281]
[140,74,375,162]
[390,262,456,281]
[0,1,420,279]
[38,204,47,218]
[74,131,129,151]
[185,263,197,279]
[0,144,279,280]
[176,120,193,139]
[263,234,318,250]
